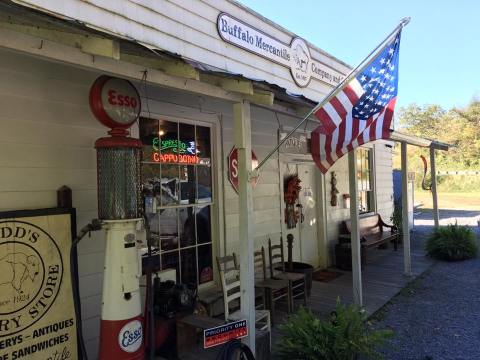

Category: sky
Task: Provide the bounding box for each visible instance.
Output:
[237,0,480,111]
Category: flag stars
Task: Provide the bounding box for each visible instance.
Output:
[370,67,377,73]
[360,75,367,82]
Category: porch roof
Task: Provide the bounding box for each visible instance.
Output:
[390,130,450,151]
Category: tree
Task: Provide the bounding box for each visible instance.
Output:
[394,100,480,170]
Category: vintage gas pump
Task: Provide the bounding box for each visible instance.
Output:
[89,75,145,359]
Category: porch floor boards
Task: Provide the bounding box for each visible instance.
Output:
[172,239,433,359]
[270,242,433,353]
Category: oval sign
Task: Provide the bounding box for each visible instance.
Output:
[89,75,141,129]
[118,319,143,353]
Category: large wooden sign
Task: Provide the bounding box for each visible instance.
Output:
[0,209,78,360]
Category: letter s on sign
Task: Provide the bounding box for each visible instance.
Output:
[231,159,238,178]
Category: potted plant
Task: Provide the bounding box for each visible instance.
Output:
[277,300,393,360]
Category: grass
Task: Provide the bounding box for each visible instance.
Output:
[414,190,480,210]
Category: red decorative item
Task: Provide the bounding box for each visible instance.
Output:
[227,147,259,194]
[284,175,301,229]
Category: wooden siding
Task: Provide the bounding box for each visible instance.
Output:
[0,48,105,358]
[0,46,393,357]
[14,0,350,102]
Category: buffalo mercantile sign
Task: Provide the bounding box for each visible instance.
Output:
[0,209,78,360]
[217,13,345,88]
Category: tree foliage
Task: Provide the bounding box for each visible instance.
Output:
[394,99,480,170]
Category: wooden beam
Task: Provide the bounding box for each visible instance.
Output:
[0,27,243,102]
[295,106,313,117]
[401,142,412,276]
[219,78,253,95]
[245,89,274,106]
[233,101,256,352]
[199,74,253,95]
[121,53,199,81]
[0,21,120,59]
[348,150,363,306]
[430,146,440,227]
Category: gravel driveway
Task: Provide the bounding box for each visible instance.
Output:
[373,208,480,360]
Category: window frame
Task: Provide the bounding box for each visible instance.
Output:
[357,147,375,214]
[139,115,216,288]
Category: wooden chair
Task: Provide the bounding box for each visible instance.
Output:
[216,254,271,334]
[254,247,291,324]
[268,237,308,308]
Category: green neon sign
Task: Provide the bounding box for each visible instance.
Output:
[152,138,196,155]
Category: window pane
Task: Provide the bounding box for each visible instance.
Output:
[196,205,211,244]
[196,125,211,160]
[180,165,196,203]
[198,244,213,284]
[365,150,371,191]
[162,251,180,283]
[179,207,196,248]
[197,166,212,203]
[159,208,178,251]
[155,120,179,164]
[179,123,197,166]
[160,165,179,206]
[141,163,161,200]
[181,247,197,286]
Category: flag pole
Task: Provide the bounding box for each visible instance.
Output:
[251,17,410,176]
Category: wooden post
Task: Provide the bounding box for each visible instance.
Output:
[233,101,256,352]
[430,146,440,227]
[348,150,363,306]
[401,142,412,276]
[286,234,294,271]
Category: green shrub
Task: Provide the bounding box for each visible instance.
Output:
[390,198,402,234]
[426,224,478,261]
[277,300,393,360]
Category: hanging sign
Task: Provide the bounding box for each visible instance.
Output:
[89,75,141,130]
[204,320,248,349]
[279,131,309,155]
[227,147,259,194]
[0,209,78,360]
[217,13,345,88]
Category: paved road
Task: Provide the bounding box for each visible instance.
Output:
[373,208,480,360]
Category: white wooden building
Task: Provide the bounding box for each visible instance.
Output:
[0,1,446,358]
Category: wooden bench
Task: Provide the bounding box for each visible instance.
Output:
[340,213,398,250]
[335,214,398,270]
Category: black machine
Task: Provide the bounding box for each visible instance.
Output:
[153,278,197,318]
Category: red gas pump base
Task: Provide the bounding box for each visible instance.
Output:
[98,316,145,360]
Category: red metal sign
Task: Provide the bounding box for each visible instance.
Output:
[228,147,259,193]
[204,320,248,349]
[89,75,141,131]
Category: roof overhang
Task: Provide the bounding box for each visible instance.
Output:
[390,130,450,151]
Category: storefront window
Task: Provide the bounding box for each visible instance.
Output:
[140,118,214,286]
[357,148,374,214]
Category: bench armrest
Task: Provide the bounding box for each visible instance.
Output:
[377,216,396,232]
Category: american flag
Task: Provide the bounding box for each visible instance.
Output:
[311,31,401,174]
